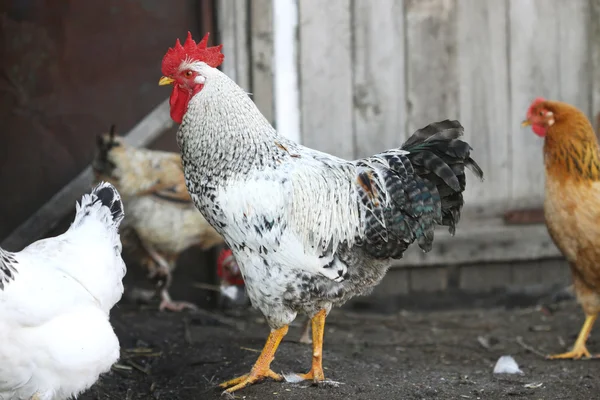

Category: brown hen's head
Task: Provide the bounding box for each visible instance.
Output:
[158,32,224,124]
[522,97,591,138]
[522,97,557,137]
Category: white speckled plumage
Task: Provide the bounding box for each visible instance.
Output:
[176,62,482,329]
[0,182,126,400]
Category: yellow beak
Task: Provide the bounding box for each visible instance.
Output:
[159,76,175,86]
[521,119,532,127]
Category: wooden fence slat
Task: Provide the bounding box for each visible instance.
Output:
[396,218,561,267]
[217,1,236,80]
[405,0,459,134]
[352,0,407,158]
[509,0,590,207]
[250,0,275,125]
[457,0,510,214]
[556,1,591,117]
[234,0,250,92]
[298,0,354,159]
[218,0,250,91]
[508,0,552,207]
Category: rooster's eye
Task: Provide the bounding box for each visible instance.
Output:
[539,111,544,116]
[185,71,193,77]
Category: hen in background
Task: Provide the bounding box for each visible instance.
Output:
[92,126,224,311]
[523,98,600,359]
[159,33,483,394]
[0,182,126,400]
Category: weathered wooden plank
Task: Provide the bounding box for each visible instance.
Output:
[394,218,561,267]
[217,0,250,91]
[298,0,354,159]
[234,0,250,91]
[250,0,275,125]
[556,1,591,115]
[404,0,459,134]
[459,263,513,292]
[410,266,448,292]
[456,0,510,214]
[352,0,406,158]
[217,1,236,79]
[1,99,174,251]
[591,0,600,134]
[508,0,590,207]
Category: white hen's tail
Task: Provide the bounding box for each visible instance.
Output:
[71,182,125,236]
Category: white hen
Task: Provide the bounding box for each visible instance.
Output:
[0,182,126,400]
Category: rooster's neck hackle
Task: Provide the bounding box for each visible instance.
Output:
[177,69,281,181]
[543,114,600,184]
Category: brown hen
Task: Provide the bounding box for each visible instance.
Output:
[523,98,600,359]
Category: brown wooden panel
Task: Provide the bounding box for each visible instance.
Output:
[0,0,207,239]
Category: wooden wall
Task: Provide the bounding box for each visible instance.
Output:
[219,0,600,218]
[0,0,203,241]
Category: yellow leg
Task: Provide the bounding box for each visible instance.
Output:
[548,314,597,360]
[296,309,327,382]
[220,325,288,393]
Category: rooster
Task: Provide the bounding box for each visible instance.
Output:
[92,127,224,311]
[523,98,600,359]
[0,182,126,400]
[158,32,483,394]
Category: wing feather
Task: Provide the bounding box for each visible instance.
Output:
[0,250,18,291]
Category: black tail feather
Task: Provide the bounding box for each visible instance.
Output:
[91,182,124,225]
[402,120,483,235]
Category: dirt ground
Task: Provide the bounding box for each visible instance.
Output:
[77,294,600,400]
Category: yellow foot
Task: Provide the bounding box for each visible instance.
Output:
[548,314,598,360]
[547,345,592,360]
[219,325,289,395]
[220,368,282,393]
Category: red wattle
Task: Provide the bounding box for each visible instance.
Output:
[169,86,190,124]
[532,124,547,137]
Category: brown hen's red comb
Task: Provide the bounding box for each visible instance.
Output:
[161,32,224,76]
[527,97,546,118]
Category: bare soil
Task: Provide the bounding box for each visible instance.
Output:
[79,296,600,400]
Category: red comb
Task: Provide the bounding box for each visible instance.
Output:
[527,97,546,118]
[216,248,234,277]
[161,32,224,76]
[216,248,244,286]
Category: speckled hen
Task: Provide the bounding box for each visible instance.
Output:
[92,127,224,311]
[158,32,484,395]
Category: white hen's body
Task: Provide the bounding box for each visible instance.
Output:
[0,182,126,400]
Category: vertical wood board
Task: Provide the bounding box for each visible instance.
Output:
[218,0,251,91]
[250,0,275,124]
[591,0,600,134]
[298,0,354,159]
[508,0,590,206]
[352,0,407,158]
[405,0,459,134]
[456,0,510,213]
